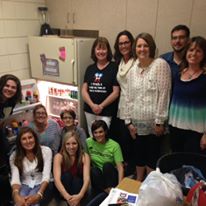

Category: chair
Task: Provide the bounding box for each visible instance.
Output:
[156,152,206,195]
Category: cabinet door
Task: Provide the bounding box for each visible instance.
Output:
[98,0,126,48]
[72,0,99,30]
[126,0,158,38]
[46,0,72,29]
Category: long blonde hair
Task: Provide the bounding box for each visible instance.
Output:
[60,131,84,171]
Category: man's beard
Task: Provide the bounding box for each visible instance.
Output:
[173,46,186,53]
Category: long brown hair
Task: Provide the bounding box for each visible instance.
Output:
[60,131,84,171]
[14,127,44,176]
[180,36,206,71]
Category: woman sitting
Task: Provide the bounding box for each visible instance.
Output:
[0,74,22,205]
[28,104,61,155]
[53,131,90,206]
[60,109,87,149]
[86,120,124,205]
[10,127,52,206]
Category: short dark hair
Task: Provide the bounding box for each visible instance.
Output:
[171,25,190,38]
[91,120,109,139]
[133,33,156,59]
[181,36,206,70]
[60,109,76,120]
[114,30,134,64]
[0,74,22,105]
[91,37,113,62]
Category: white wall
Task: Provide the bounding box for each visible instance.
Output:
[0,0,45,79]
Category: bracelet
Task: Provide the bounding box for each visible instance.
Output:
[12,189,19,196]
[37,191,43,199]
[126,122,132,127]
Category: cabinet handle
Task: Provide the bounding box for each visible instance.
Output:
[73,12,75,24]
[67,12,70,23]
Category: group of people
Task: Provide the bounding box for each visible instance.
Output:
[82,24,206,182]
[0,75,122,206]
[0,23,206,206]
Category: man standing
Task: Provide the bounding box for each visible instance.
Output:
[161,25,190,81]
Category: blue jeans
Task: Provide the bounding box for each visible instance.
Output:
[19,184,40,206]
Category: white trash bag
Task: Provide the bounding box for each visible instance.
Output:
[137,170,184,206]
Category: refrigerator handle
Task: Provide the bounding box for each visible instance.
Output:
[71,59,75,84]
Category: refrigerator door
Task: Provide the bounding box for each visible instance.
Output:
[28,36,76,84]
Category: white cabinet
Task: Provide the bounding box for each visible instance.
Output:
[126,0,158,37]
[46,0,126,33]
[46,0,72,29]
[97,0,126,46]
[46,0,99,30]
[71,0,99,30]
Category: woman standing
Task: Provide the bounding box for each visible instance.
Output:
[0,74,21,206]
[81,37,119,136]
[125,33,171,181]
[10,127,52,206]
[53,131,90,206]
[112,30,135,175]
[60,109,87,149]
[169,36,206,154]
[28,104,61,155]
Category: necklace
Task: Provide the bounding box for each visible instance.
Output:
[183,68,202,80]
[187,70,201,80]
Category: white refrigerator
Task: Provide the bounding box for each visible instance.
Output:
[28,36,95,128]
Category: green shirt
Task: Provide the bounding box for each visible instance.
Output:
[86,137,123,170]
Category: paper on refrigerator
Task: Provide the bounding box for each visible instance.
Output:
[100,188,139,206]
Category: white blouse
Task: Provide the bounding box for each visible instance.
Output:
[125,58,171,135]
[117,58,135,119]
[10,146,52,188]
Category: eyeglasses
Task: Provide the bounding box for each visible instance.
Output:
[62,116,73,120]
[35,112,47,116]
[118,41,131,47]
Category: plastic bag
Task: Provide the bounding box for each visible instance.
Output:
[137,170,184,206]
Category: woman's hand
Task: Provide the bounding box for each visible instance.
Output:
[91,104,102,114]
[127,124,137,139]
[154,124,165,136]
[13,193,27,206]
[200,134,206,150]
[67,194,82,206]
[24,194,41,205]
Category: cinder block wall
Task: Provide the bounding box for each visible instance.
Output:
[0,0,45,79]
